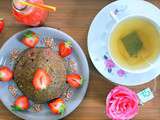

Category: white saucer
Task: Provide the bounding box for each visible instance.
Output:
[88,0,160,86]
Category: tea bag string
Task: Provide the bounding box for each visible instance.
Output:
[153,77,157,93]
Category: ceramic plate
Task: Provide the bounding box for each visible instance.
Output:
[0,27,89,120]
[88,0,160,86]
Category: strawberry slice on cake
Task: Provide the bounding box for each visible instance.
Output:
[32,68,51,91]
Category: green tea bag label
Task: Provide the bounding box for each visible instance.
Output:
[137,88,154,105]
[121,32,143,56]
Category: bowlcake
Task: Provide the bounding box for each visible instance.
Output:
[14,48,66,103]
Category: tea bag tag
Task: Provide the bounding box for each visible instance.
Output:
[137,88,154,105]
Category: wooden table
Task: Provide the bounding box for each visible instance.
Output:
[0,0,160,120]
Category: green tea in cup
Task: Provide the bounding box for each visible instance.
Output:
[109,16,160,73]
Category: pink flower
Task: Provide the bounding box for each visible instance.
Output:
[117,69,126,77]
[105,59,115,69]
[106,86,139,120]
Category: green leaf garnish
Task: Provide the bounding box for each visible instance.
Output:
[24,31,35,38]
[65,41,72,47]
[0,18,4,21]
[80,77,84,85]
[0,72,3,78]
[11,105,22,111]
[59,104,66,114]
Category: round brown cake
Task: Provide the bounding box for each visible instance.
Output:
[14,48,66,103]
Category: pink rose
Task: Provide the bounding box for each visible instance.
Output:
[106,86,139,120]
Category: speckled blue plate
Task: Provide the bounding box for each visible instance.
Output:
[0,27,89,120]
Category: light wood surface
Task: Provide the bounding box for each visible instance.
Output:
[0,0,160,120]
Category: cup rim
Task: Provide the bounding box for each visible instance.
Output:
[107,15,160,73]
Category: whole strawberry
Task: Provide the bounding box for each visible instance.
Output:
[11,96,29,111]
[59,41,72,57]
[0,66,13,82]
[48,98,66,114]
[21,30,39,48]
[66,74,83,88]
[0,18,4,33]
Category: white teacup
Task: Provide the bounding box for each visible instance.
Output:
[107,12,160,73]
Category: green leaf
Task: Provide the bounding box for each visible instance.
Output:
[80,77,83,85]
[24,31,34,38]
[0,72,3,78]
[65,40,72,47]
[59,104,66,114]
[46,66,49,73]
[11,105,22,111]
[66,67,72,73]
[0,18,4,21]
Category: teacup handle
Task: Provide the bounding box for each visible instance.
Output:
[110,10,119,23]
[109,5,127,23]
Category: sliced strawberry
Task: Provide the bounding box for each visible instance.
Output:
[32,68,51,91]
[59,41,72,57]
[0,66,13,82]
[66,74,83,88]
[21,30,39,48]
[48,98,66,114]
[11,96,29,111]
[0,18,4,32]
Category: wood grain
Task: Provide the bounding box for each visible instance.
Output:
[0,0,160,120]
